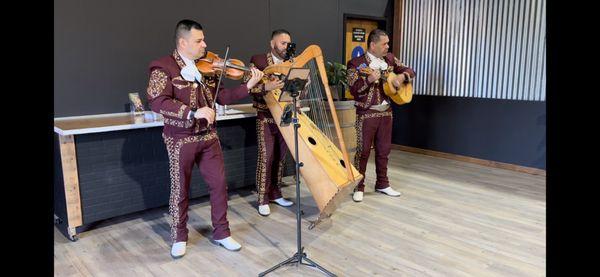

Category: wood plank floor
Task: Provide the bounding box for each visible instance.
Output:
[54,149,546,276]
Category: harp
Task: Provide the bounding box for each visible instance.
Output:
[263,45,363,228]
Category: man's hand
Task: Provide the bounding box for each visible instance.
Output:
[367,70,381,83]
[392,73,406,88]
[246,68,265,90]
[194,106,216,125]
[264,79,284,91]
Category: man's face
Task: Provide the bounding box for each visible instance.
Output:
[270,33,291,59]
[369,35,390,58]
[179,28,207,60]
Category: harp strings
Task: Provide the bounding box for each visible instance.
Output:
[305,59,335,144]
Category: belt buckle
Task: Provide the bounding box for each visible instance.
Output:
[197,128,211,136]
[370,104,389,112]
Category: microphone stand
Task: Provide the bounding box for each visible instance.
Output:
[258,50,336,277]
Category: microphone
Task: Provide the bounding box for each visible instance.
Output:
[283,42,296,61]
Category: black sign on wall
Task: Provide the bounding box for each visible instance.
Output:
[352,28,366,42]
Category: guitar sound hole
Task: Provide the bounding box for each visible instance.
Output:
[339,159,346,168]
[308,137,317,145]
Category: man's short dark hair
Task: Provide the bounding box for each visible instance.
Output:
[271,29,291,39]
[175,19,203,43]
[367,29,388,48]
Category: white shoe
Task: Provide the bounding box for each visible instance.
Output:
[352,191,363,202]
[170,241,187,259]
[271,197,293,207]
[376,187,402,197]
[258,204,271,216]
[214,236,242,251]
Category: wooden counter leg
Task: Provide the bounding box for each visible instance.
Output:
[59,135,83,241]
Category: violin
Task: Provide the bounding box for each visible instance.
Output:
[195,51,252,80]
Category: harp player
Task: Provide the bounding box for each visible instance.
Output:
[243,29,296,216]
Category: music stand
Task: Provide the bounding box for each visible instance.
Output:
[258,68,337,277]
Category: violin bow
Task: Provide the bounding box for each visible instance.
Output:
[212,45,230,110]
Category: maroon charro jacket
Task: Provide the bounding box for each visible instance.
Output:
[346,52,416,114]
[146,50,249,137]
[246,52,277,116]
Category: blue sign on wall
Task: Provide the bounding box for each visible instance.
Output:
[351,46,365,58]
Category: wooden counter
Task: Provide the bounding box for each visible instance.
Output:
[54,104,257,135]
[53,104,262,241]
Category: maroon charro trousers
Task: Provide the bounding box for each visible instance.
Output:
[255,111,287,205]
[353,109,393,192]
[162,131,231,242]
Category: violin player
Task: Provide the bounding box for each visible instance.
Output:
[145,19,263,258]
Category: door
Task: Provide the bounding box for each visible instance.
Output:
[344,18,382,99]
